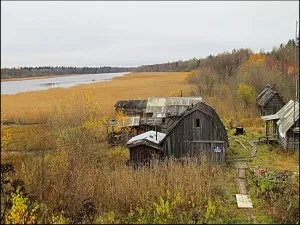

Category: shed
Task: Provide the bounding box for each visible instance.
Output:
[256,84,285,116]
[276,101,299,150]
[114,100,147,116]
[162,102,228,163]
[126,131,166,166]
[261,100,299,150]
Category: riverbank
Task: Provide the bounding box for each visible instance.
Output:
[1,72,190,124]
[1,74,80,82]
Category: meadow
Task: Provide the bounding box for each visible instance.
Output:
[1,71,299,224]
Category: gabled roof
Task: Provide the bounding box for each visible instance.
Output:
[256,84,277,107]
[162,102,228,143]
[126,131,166,150]
[114,100,147,109]
[146,97,202,118]
[261,99,295,121]
[277,100,299,138]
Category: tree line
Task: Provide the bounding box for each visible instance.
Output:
[1,66,135,79]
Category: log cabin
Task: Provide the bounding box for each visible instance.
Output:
[256,84,285,116]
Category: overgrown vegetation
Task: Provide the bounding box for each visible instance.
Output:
[1,39,299,224]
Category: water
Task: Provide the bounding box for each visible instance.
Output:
[1,72,128,95]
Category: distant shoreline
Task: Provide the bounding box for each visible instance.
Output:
[0,72,131,82]
[1,74,79,82]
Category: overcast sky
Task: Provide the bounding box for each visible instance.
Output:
[1,1,299,68]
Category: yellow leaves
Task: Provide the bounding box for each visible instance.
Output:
[1,127,12,152]
[205,198,216,221]
[288,66,295,74]
[236,82,256,106]
[241,54,266,73]
[5,190,39,224]
[51,213,68,224]
[248,54,266,64]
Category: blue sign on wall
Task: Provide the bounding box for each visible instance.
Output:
[213,147,222,153]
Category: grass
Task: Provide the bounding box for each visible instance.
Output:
[249,143,299,172]
[1,71,299,224]
[1,124,55,152]
[1,72,191,124]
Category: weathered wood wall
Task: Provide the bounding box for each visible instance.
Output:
[261,94,285,116]
[129,145,162,166]
[163,109,227,163]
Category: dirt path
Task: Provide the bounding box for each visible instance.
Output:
[233,137,258,224]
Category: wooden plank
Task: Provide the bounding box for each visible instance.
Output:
[236,194,253,209]
[184,140,225,143]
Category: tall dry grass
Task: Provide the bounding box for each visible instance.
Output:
[1,72,190,124]
[4,92,238,223]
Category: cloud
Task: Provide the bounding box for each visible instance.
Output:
[1,1,299,67]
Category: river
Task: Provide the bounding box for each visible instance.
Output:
[1,72,129,95]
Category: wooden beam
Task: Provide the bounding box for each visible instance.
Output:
[184,140,225,143]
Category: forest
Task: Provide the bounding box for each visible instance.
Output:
[0,66,134,79]
[135,39,299,102]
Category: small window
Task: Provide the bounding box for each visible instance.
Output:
[162,118,166,125]
[146,113,153,117]
[195,119,200,127]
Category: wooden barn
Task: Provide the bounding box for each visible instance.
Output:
[126,131,166,167]
[261,100,299,150]
[114,100,147,116]
[162,102,228,163]
[256,84,285,116]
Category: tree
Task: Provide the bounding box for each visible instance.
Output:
[236,82,256,106]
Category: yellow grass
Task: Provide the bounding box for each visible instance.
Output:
[1,72,190,124]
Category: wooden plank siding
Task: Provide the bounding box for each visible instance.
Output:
[129,145,162,167]
[261,93,285,116]
[277,129,299,150]
[286,129,300,150]
[163,106,228,163]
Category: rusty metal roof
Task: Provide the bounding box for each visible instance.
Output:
[277,100,299,138]
[114,100,147,109]
[146,97,202,117]
[165,105,191,117]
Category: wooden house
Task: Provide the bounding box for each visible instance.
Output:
[162,102,228,163]
[126,102,228,165]
[126,131,166,167]
[256,84,285,116]
[114,100,147,116]
[140,96,202,132]
[261,100,299,150]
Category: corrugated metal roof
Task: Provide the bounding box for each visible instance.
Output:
[146,97,202,117]
[120,117,140,127]
[127,131,166,145]
[165,105,191,117]
[276,100,299,138]
[261,99,295,121]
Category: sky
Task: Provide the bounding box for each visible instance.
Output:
[1,1,299,68]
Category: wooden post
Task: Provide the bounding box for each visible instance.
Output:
[266,121,269,145]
